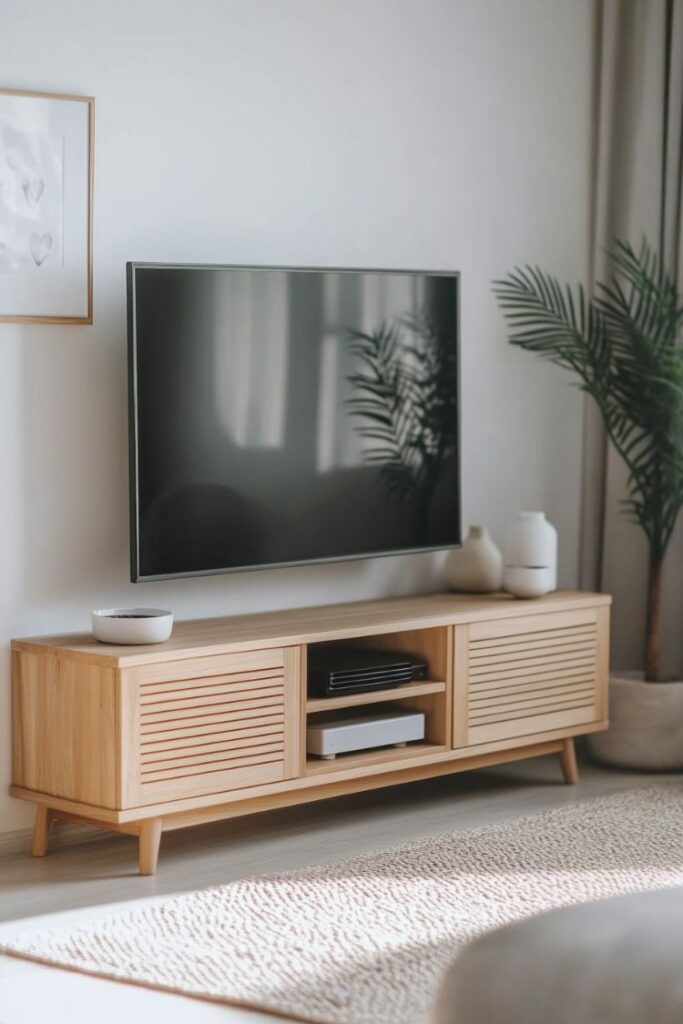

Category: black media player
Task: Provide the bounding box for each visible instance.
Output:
[308,646,428,698]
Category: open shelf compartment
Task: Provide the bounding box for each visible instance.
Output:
[303,625,452,773]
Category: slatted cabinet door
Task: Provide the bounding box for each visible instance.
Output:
[466,610,604,746]
[121,649,289,806]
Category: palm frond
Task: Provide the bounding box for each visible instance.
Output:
[494,239,683,562]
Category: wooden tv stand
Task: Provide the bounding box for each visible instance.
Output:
[11,590,610,875]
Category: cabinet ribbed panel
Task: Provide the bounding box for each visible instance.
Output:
[468,619,599,744]
[137,664,286,802]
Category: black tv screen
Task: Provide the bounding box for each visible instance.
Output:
[128,264,460,581]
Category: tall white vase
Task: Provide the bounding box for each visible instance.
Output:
[445,525,503,593]
[502,511,557,598]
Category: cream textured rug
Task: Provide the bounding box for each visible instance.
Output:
[3,786,683,1024]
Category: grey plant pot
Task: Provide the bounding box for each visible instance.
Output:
[588,673,683,771]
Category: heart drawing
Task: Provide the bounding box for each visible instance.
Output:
[23,177,45,206]
[30,232,52,266]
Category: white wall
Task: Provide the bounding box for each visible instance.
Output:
[0,0,594,834]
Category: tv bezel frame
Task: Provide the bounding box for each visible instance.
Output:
[127,262,461,582]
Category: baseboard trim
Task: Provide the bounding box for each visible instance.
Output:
[0,819,116,857]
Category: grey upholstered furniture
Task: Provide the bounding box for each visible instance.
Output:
[434,886,683,1024]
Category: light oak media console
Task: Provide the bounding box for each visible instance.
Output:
[11,591,610,874]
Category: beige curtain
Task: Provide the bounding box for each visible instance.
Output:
[580,0,683,677]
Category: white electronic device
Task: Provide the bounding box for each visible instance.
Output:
[307,708,425,759]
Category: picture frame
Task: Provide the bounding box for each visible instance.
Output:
[0,88,94,324]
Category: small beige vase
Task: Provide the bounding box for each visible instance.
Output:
[588,673,683,771]
[445,525,503,593]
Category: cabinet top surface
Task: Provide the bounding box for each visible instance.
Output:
[12,590,610,667]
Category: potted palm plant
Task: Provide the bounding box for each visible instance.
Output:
[494,239,683,770]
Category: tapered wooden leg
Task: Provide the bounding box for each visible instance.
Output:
[560,737,579,785]
[139,818,162,875]
[31,805,53,857]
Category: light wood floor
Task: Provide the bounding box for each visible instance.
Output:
[0,756,666,1024]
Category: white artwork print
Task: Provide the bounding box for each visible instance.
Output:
[0,90,91,320]
[0,121,64,273]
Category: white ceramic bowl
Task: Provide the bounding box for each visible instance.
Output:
[502,566,554,599]
[92,608,173,645]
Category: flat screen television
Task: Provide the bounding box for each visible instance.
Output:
[127,264,460,581]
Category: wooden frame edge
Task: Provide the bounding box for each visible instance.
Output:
[11,721,606,828]
[10,786,124,823]
[10,592,613,668]
[17,737,568,841]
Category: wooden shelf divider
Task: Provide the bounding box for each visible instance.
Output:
[305,679,446,714]
[305,741,448,775]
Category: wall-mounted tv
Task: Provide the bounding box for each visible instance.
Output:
[127,264,460,581]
